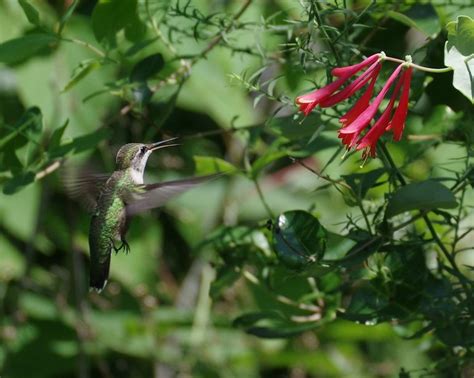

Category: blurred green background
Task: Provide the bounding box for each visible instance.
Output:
[1,0,474,377]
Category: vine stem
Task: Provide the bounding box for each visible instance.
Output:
[378,143,471,298]
[382,55,453,74]
[253,177,275,219]
[62,37,107,58]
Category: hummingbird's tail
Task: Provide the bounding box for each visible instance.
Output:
[89,254,111,292]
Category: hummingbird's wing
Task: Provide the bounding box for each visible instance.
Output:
[63,169,110,212]
[125,174,221,216]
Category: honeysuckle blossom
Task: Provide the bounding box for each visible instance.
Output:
[295,54,380,116]
[295,53,414,158]
[339,64,404,154]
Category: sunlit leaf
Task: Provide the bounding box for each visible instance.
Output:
[194,155,238,175]
[272,210,327,269]
[445,16,474,103]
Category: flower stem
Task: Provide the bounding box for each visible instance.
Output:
[382,55,453,73]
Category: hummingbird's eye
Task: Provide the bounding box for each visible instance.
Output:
[140,146,147,154]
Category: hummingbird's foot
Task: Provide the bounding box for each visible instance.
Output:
[109,237,131,254]
[121,238,130,255]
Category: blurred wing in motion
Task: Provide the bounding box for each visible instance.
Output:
[126,174,221,216]
[62,167,110,212]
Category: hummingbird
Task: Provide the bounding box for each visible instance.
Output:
[65,138,218,292]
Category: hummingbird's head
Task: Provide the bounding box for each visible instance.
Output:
[115,138,179,183]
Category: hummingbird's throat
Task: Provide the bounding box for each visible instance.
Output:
[130,150,152,184]
[130,167,145,184]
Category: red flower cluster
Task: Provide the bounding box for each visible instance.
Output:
[296,53,413,158]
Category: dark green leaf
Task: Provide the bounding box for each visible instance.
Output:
[48,120,69,151]
[267,114,322,140]
[125,37,159,57]
[130,53,165,82]
[59,0,79,34]
[233,311,319,338]
[289,135,340,158]
[3,171,35,194]
[19,0,41,26]
[124,17,147,43]
[92,0,139,46]
[272,210,327,269]
[0,34,57,65]
[343,281,388,323]
[0,107,43,150]
[332,237,383,268]
[388,4,440,38]
[342,168,386,200]
[49,128,110,157]
[385,180,457,218]
[210,265,240,299]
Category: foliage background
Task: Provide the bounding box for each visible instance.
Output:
[0,0,473,377]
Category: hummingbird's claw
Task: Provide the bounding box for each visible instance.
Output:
[109,238,130,254]
[121,238,131,255]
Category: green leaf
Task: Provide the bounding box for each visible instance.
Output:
[3,171,36,194]
[19,0,41,26]
[233,311,319,338]
[250,148,288,177]
[342,168,386,200]
[446,15,474,56]
[343,281,388,323]
[49,128,111,158]
[129,53,164,82]
[92,0,139,46]
[388,4,440,38]
[267,114,322,140]
[59,0,79,34]
[62,59,101,92]
[48,120,69,151]
[194,155,238,175]
[0,107,43,150]
[444,16,474,103]
[0,33,57,65]
[203,225,270,256]
[333,237,383,268]
[385,180,457,218]
[272,210,327,269]
[210,265,241,299]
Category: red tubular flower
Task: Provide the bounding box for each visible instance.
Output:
[295,54,380,116]
[356,67,406,158]
[331,54,380,77]
[319,60,381,107]
[387,67,413,141]
[339,70,379,123]
[295,53,414,159]
[338,64,403,147]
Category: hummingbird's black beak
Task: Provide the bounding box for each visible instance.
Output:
[148,137,180,152]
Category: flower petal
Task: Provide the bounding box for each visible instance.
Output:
[356,66,406,156]
[296,74,349,105]
[389,67,413,141]
[321,61,381,108]
[339,65,381,127]
[331,54,380,77]
[339,64,404,136]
